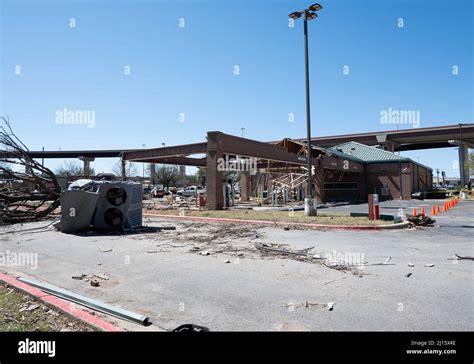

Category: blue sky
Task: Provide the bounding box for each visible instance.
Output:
[0,0,472,177]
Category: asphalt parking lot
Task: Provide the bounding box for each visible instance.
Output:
[0,199,472,331]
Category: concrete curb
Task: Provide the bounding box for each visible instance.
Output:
[0,272,125,332]
[144,213,411,231]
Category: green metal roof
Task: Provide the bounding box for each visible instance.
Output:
[329,141,408,163]
[312,144,363,163]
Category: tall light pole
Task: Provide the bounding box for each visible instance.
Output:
[289,3,322,216]
[142,144,146,179]
[241,127,245,138]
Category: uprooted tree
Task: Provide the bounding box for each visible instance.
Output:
[0,116,61,223]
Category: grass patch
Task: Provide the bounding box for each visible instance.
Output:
[153,209,388,225]
[0,284,93,332]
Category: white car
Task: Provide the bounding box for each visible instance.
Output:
[177,186,205,197]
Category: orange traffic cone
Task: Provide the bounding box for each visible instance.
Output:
[431,205,436,215]
[437,205,441,214]
[412,207,417,216]
[443,203,446,212]
[420,207,425,216]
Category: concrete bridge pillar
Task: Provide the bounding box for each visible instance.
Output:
[78,156,94,177]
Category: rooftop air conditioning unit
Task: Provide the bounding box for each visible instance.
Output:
[92,181,142,231]
[60,181,142,233]
[60,190,100,233]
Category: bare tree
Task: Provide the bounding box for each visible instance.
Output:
[56,161,95,178]
[150,164,179,188]
[113,160,138,178]
[0,116,61,223]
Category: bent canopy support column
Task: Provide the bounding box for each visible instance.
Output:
[206,132,224,210]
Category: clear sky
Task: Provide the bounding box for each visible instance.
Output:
[0,0,472,177]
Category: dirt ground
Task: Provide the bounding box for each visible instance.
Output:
[147,208,388,225]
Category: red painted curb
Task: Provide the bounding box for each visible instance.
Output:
[144,213,409,230]
[0,272,124,332]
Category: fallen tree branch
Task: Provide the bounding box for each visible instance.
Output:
[0,116,60,224]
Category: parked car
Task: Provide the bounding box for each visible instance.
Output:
[177,186,205,197]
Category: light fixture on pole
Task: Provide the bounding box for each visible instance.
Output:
[142,144,146,178]
[288,3,323,216]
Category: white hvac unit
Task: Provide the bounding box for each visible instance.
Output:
[60,181,142,233]
[60,190,100,233]
[92,182,142,231]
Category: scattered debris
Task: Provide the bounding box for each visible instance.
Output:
[353,270,371,277]
[255,242,311,257]
[324,280,336,285]
[408,263,415,267]
[72,273,109,282]
[224,259,230,263]
[453,253,474,261]
[19,304,40,313]
[424,264,435,267]
[407,214,435,227]
[199,250,210,256]
[287,301,335,311]
[93,273,109,281]
[283,226,290,231]
[72,274,87,280]
[405,273,413,278]
[99,248,112,253]
[367,257,395,266]
[146,250,158,254]
[90,279,100,287]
